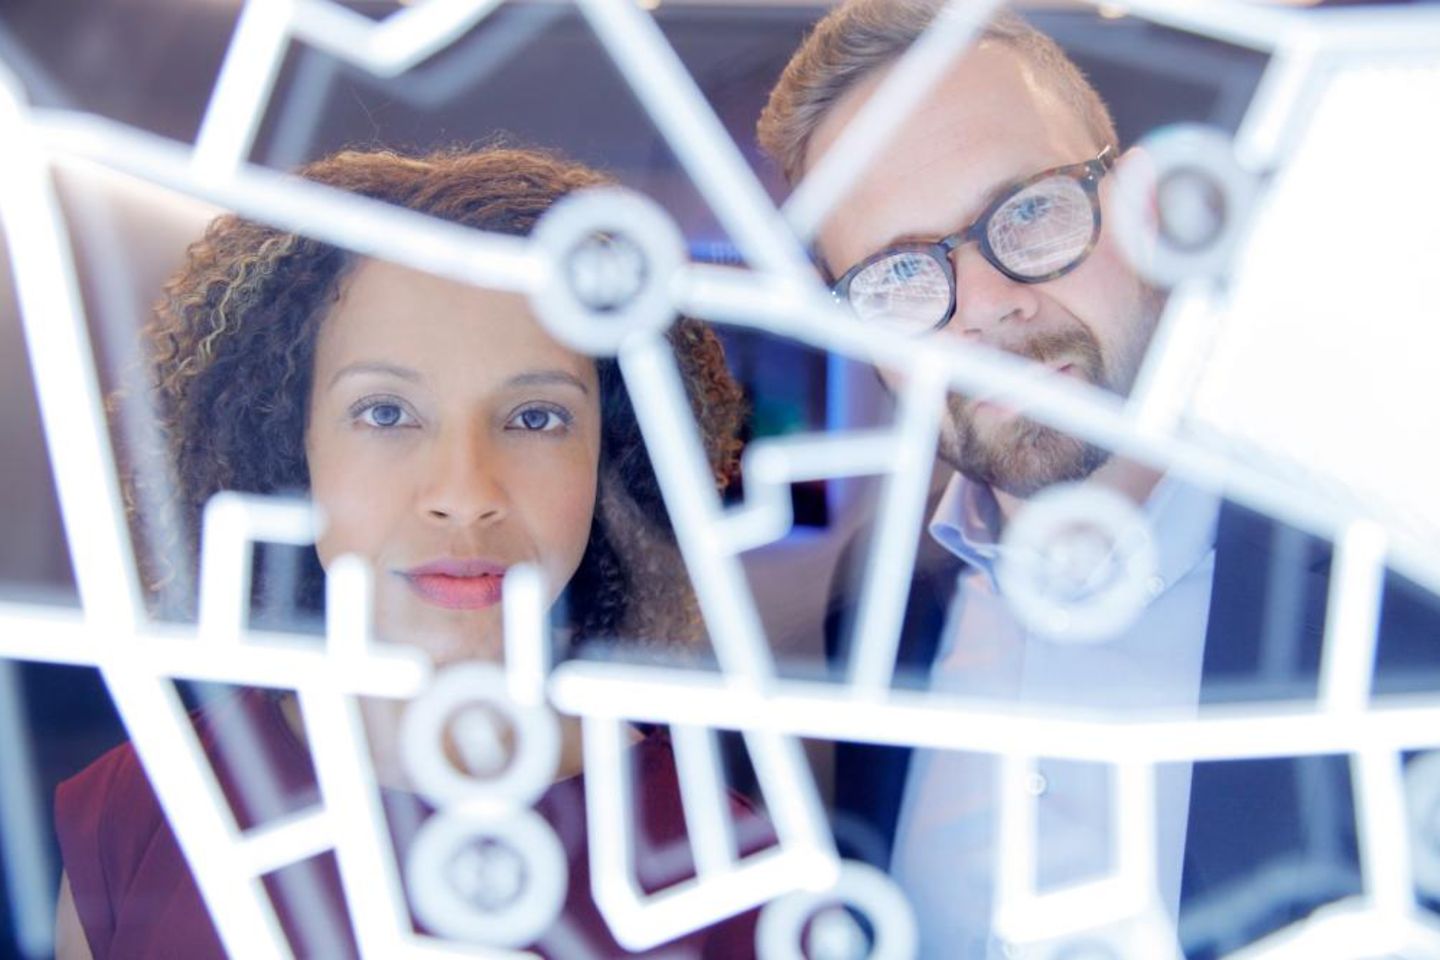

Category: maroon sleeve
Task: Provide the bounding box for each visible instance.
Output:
[54,739,168,960]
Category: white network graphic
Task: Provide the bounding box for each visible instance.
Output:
[1,0,1439,957]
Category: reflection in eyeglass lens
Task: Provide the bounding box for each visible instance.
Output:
[988,176,1096,278]
[850,252,951,331]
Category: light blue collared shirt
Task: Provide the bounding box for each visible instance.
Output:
[892,473,1221,959]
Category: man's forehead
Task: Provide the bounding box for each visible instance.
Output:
[808,44,1095,267]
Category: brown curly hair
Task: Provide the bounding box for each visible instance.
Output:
[147,146,744,646]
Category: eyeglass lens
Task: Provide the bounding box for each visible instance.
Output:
[987,175,1095,278]
[848,252,951,332]
[845,171,1099,332]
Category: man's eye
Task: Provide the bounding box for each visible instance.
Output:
[1008,194,1053,225]
[889,256,925,282]
[508,405,571,432]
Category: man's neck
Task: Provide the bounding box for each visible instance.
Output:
[992,455,1165,528]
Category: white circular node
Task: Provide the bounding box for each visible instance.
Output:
[757,861,916,960]
[1110,123,1260,288]
[997,483,1158,644]
[405,806,566,948]
[400,662,560,812]
[1406,751,1440,898]
[529,187,686,357]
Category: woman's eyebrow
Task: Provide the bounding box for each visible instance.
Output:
[506,370,591,395]
[328,361,421,389]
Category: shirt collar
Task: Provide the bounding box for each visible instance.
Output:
[929,471,1221,593]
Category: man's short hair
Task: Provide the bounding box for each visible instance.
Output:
[757,1,1119,185]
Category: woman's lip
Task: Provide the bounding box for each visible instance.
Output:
[401,571,505,610]
[404,558,508,578]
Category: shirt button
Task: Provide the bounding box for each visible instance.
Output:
[1027,772,1049,796]
[1146,574,1167,596]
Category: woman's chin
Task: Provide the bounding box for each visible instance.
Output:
[375,601,504,667]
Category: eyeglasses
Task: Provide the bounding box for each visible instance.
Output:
[831,146,1117,335]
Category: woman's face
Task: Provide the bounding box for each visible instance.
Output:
[306,258,601,665]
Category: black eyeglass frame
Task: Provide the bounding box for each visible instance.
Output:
[831,145,1118,333]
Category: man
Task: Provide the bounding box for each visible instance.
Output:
[758,3,1439,958]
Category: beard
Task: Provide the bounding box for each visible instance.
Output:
[937,327,1115,498]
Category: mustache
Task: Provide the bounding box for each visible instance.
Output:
[991,328,1101,367]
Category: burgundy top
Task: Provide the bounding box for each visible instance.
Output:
[55,690,767,958]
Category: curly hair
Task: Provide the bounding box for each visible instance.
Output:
[146,146,744,647]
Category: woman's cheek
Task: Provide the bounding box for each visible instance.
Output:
[532,454,599,594]
[309,459,402,568]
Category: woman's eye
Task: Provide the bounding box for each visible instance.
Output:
[355,401,413,429]
[509,406,571,432]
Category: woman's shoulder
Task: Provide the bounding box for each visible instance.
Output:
[53,690,305,895]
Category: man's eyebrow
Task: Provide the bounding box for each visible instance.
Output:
[328,361,421,389]
[505,370,591,395]
[872,172,1019,252]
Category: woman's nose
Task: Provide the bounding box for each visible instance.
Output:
[418,429,509,527]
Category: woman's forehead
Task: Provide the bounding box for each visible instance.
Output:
[318,258,596,388]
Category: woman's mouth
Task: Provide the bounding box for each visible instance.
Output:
[400,559,508,610]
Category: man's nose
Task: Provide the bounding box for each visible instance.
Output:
[418,428,509,528]
[943,243,1041,339]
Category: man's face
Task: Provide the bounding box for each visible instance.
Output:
[810,45,1161,498]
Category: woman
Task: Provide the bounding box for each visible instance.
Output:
[53,147,756,958]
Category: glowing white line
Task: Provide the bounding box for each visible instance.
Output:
[502,564,549,708]
[297,681,412,956]
[996,755,1038,907]
[604,844,823,952]
[678,266,1440,600]
[0,661,55,958]
[0,71,143,632]
[193,0,294,178]
[3,71,296,958]
[1125,285,1225,437]
[582,718,833,951]
[401,933,534,960]
[196,0,508,176]
[738,728,837,879]
[237,809,336,877]
[997,875,1142,946]
[1234,35,1323,171]
[549,663,1440,764]
[670,725,737,879]
[1222,898,1440,960]
[0,622,426,696]
[782,0,1005,244]
[847,358,947,693]
[1116,761,1158,906]
[38,112,544,293]
[582,716,646,938]
[1302,6,1440,51]
[291,0,506,78]
[1318,522,1387,713]
[1100,0,1301,52]
[721,430,899,554]
[1353,749,1415,917]
[617,335,774,682]
[199,494,318,648]
[574,0,815,279]
[105,664,294,958]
